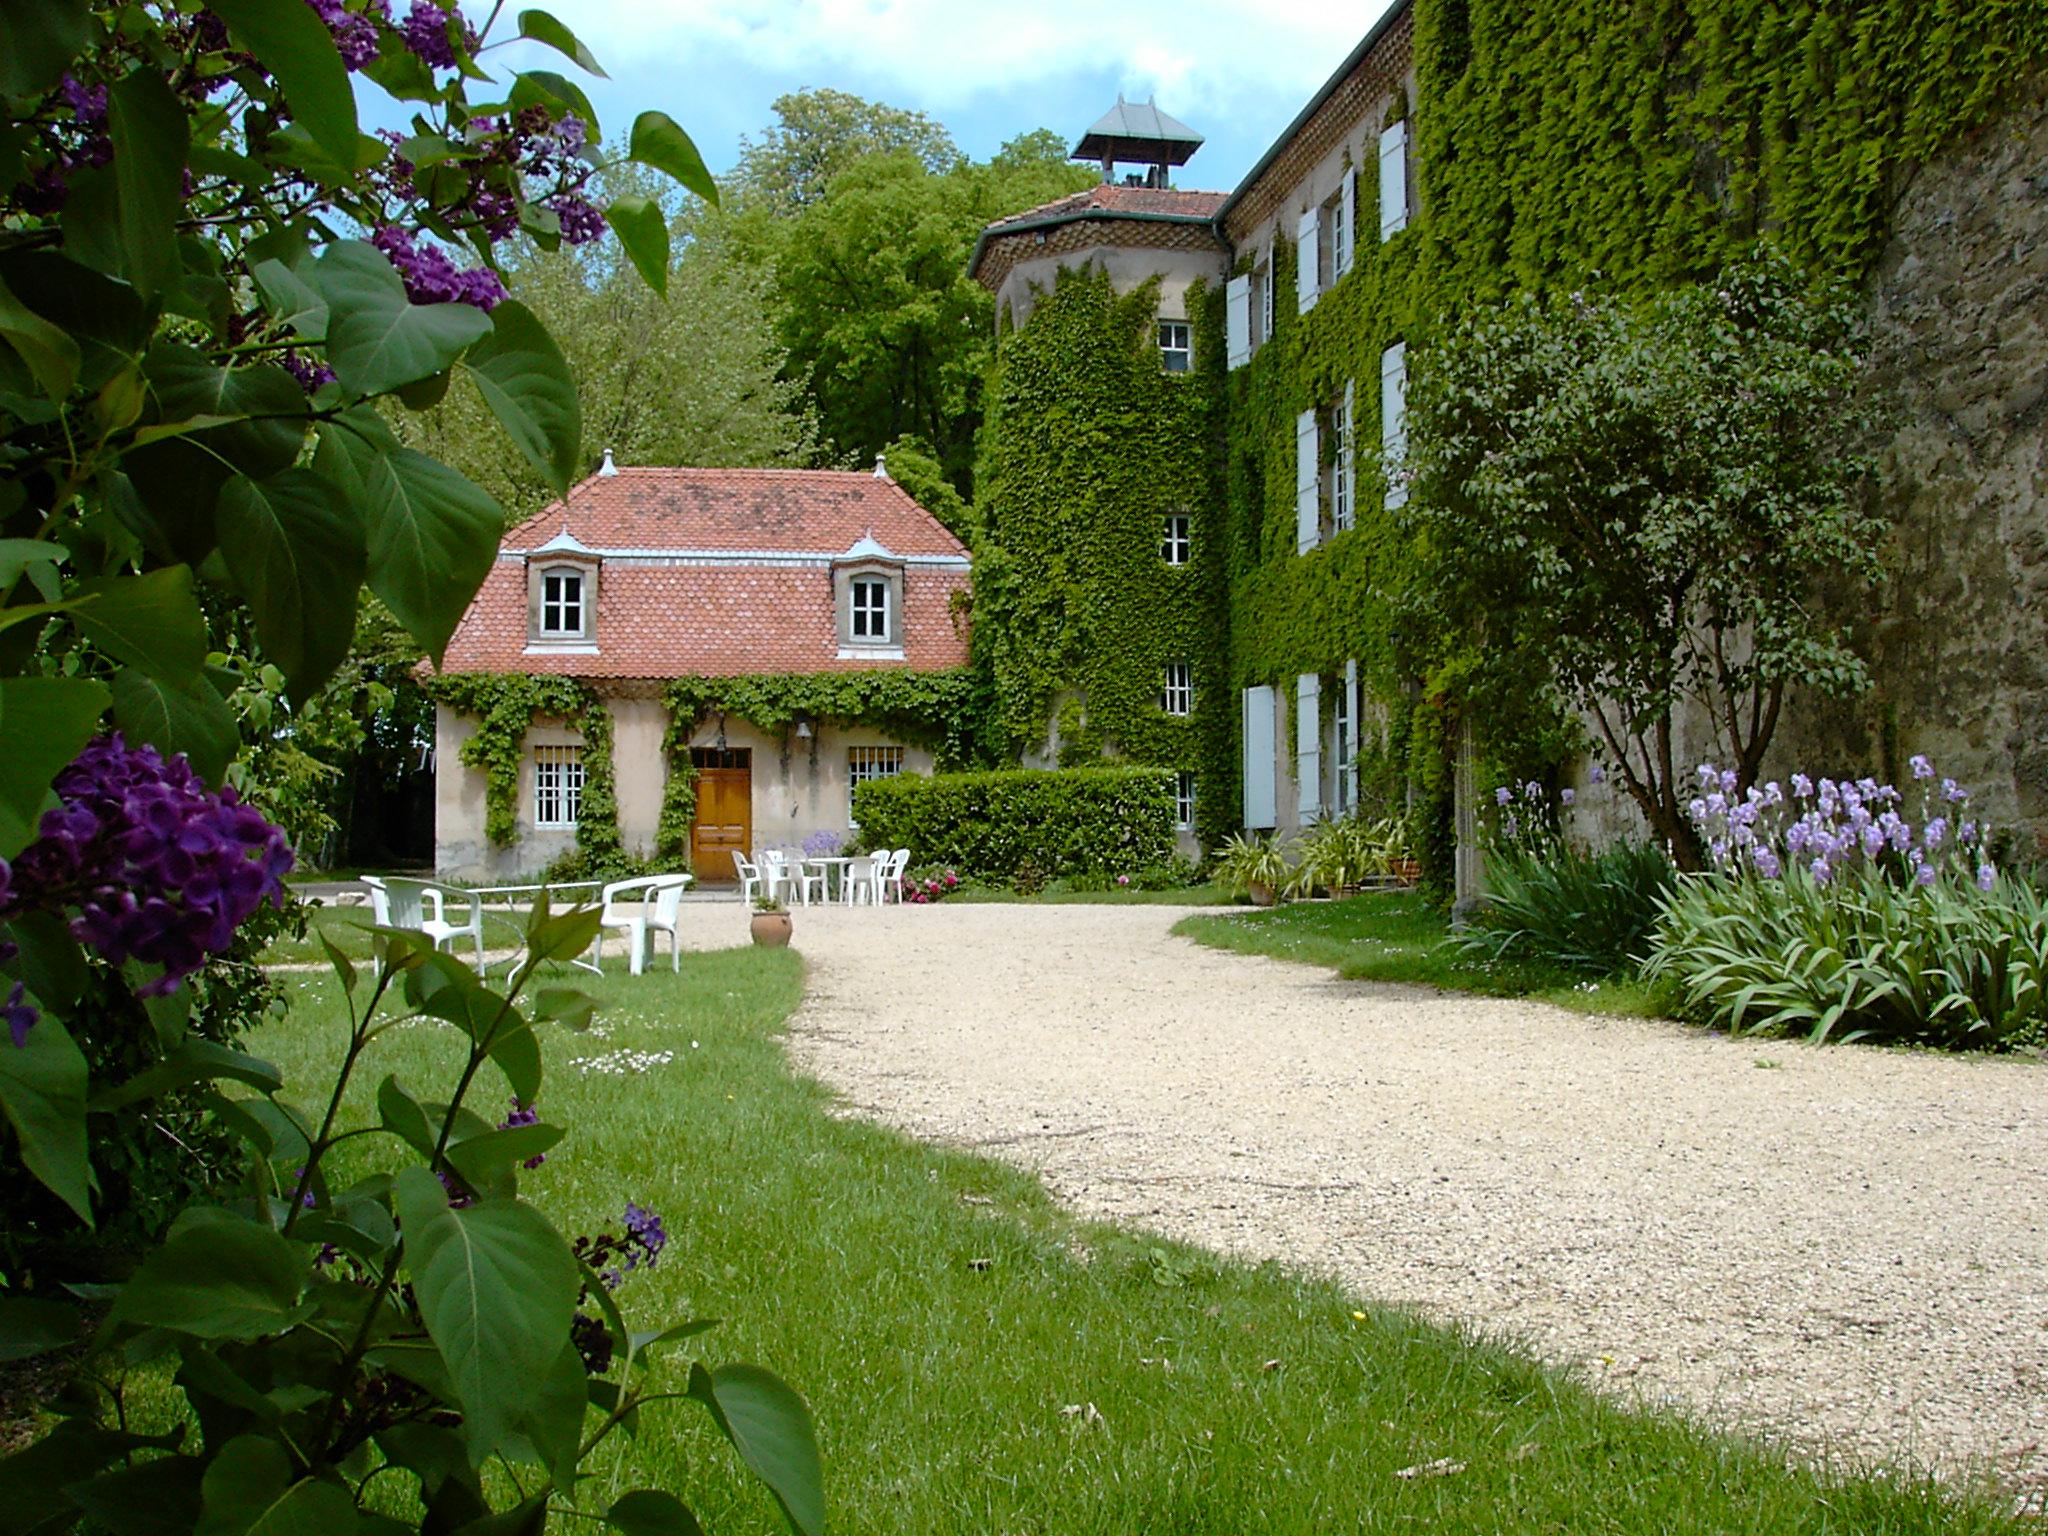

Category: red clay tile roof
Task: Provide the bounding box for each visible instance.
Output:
[987,183,1228,229]
[437,466,971,680]
[503,466,969,557]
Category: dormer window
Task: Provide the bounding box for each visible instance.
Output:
[851,577,891,642]
[541,569,584,636]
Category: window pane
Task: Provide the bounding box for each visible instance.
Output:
[534,744,584,827]
[847,745,905,825]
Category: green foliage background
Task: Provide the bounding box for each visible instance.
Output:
[849,766,1179,880]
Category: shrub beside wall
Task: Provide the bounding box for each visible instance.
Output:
[851,768,1178,881]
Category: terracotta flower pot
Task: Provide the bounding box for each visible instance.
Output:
[750,911,792,947]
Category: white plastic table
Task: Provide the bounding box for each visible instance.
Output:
[468,881,605,974]
[796,856,859,902]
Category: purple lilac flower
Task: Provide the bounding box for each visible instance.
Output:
[1559,788,1575,806]
[279,350,337,393]
[551,194,606,245]
[1910,754,1934,780]
[553,115,588,154]
[305,0,383,70]
[622,1202,667,1269]
[500,1097,547,1168]
[1495,787,1511,807]
[468,187,518,241]
[371,226,505,311]
[3,735,293,994]
[1978,863,1997,893]
[3,982,37,1049]
[401,0,470,69]
[58,74,107,125]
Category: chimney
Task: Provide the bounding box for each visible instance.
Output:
[598,448,618,476]
[873,454,890,480]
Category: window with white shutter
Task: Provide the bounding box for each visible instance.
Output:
[1225,275,1250,369]
[1296,674,1321,824]
[1379,120,1409,240]
[1295,409,1319,554]
[1261,251,1276,341]
[1381,343,1409,509]
[1296,207,1320,314]
[1242,686,1277,828]
[1335,659,1359,814]
[1337,167,1358,276]
[1335,380,1356,532]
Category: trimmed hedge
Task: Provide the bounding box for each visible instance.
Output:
[851,767,1178,881]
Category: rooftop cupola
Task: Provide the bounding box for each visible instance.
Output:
[1072,94,1203,189]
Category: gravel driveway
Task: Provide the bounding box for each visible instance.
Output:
[680,900,2046,1490]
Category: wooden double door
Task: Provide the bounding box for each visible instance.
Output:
[690,748,751,882]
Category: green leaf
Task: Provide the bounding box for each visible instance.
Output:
[460,300,580,496]
[0,677,110,859]
[505,1339,586,1489]
[0,1295,80,1362]
[316,241,492,399]
[111,1208,308,1340]
[628,111,718,204]
[450,1497,549,1536]
[357,445,504,665]
[90,1040,284,1113]
[516,10,607,75]
[69,565,208,682]
[508,71,601,139]
[0,539,67,597]
[197,1435,361,1536]
[217,470,368,697]
[0,272,80,399]
[106,67,188,295]
[443,1123,563,1196]
[65,1453,207,1536]
[603,196,669,297]
[252,258,328,343]
[687,1364,825,1536]
[607,1491,706,1536]
[0,0,89,98]
[394,1168,579,1466]
[0,1011,92,1224]
[0,1422,180,1536]
[377,1076,437,1158]
[208,0,360,172]
[111,666,237,786]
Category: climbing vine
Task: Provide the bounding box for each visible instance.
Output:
[975,267,1234,846]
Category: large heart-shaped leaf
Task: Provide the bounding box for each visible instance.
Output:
[460,300,580,496]
[69,565,208,682]
[90,1040,284,1113]
[607,1491,705,1536]
[394,1168,578,1465]
[0,1295,81,1361]
[110,1207,308,1339]
[687,1364,825,1536]
[0,271,80,398]
[0,1010,92,1223]
[319,420,502,664]
[628,111,717,204]
[604,196,669,297]
[0,0,89,98]
[217,469,368,696]
[0,676,110,858]
[316,241,492,400]
[252,257,329,343]
[106,67,187,295]
[198,1435,362,1536]
[208,0,360,172]
[110,666,238,786]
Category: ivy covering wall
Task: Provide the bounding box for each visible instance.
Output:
[427,674,623,861]
[975,267,1235,846]
[969,0,2047,869]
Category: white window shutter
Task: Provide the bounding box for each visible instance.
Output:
[1225,275,1251,370]
[1242,686,1277,828]
[1296,674,1321,824]
[1296,207,1320,314]
[1262,251,1276,340]
[1381,342,1408,510]
[1338,167,1358,275]
[1295,409,1319,554]
[1342,658,1360,811]
[1379,120,1409,240]
[1339,379,1356,530]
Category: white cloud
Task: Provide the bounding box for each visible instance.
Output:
[495,0,1383,118]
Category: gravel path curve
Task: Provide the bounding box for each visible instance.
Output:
[687,901,2046,1489]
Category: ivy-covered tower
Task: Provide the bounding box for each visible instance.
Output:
[967,102,1236,850]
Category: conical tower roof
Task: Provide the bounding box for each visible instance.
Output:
[1072,94,1203,168]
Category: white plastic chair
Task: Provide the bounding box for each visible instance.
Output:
[880,849,911,903]
[841,851,888,906]
[369,877,484,968]
[596,873,695,974]
[759,850,796,906]
[731,852,766,903]
[361,875,392,925]
[782,857,826,907]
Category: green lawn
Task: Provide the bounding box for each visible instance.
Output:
[1175,891,1661,1016]
[222,946,2017,1533]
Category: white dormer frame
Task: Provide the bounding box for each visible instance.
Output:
[834,535,906,660]
[526,532,599,651]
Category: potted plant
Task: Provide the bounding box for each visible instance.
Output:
[749,892,792,947]
[1213,833,1295,906]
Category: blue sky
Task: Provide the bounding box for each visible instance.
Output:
[429,1,1399,195]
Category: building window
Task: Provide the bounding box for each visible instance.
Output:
[1157,320,1191,373]
[1317,190,1342,290]
[533,744,584,829]
[1175,770,1196,830]
[1161,513,1191,566]
[847,745,904,825]
[1161,661,1192,717]
[1259,253,1276,343]
[539,568,584,637]
[1333,380,1355,533]
[850,576,891,642]
[1332,673,1356,815]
